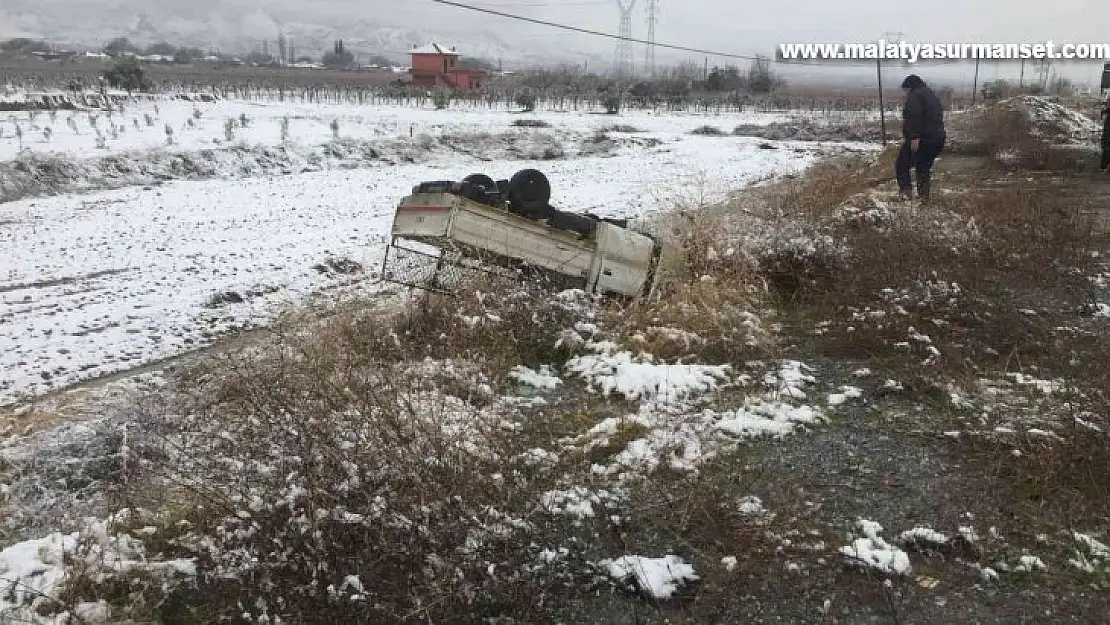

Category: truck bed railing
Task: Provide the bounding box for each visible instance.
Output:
[381,238,582,296]
[381,240,494,295]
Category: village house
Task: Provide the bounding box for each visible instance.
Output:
[408,43,487,91]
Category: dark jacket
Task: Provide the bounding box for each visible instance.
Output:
[902,85,945,142]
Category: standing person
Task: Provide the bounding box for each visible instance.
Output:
[896,74,947,202]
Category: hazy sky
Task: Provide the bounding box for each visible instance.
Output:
[5,0,1109,85]
[420,0,1110,84]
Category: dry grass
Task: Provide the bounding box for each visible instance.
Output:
[745,148,898,221]
[733,117,883,143]
[801,182,1097,383]
[947,99,1102,171]
[604,214,775,364]
[598,123,644,133]
[951,424,1110,546]
[707,130,1102,388]
[68,281,605,624]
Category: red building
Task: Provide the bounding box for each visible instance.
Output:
[409,43,487,91]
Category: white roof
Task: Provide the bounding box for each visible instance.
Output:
[410,42,459,55]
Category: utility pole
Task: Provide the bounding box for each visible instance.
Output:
[1019,58,1025,88]
[972,56,981,105]
[877,32,905,145]
[877,59,886,143]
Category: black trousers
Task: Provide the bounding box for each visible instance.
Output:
[896,136,945,197]
[1102,116,1109,170]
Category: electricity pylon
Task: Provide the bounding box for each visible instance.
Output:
[644,0,659,77]
[613,0,637,78]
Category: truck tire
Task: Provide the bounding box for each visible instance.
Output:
[508,168,553,220]
[462,173,500,205]
[463,173,497,194]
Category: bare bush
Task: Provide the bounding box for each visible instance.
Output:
[99,283,604,623]
[432,88,452,110]
[690,125,725,136]
[511,118,550,128]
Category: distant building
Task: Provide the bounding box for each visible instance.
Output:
[408,43,487,91]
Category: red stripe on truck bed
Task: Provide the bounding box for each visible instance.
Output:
[397,205,452,212]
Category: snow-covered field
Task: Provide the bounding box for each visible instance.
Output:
[0,96,807,162]
[1,96,871,406]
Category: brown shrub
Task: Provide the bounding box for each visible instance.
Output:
[511,118,550,128]
[690,124,725,136]
[956,426,1110,528]
[947,98,1101,171]
[725,140,1102,384]
[110,283,601,624]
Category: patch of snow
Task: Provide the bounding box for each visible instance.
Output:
[958,526,980,544]
[518,447,560,468]
[1014,554,1047,572]
[539,486,618,520]
[839,519,912,576]
[898,527,949,548]
[600,554,699,600]
[565,342,731,405]
[827,385,863,406]
[714,401,822,438]
[737,495,767,517]
[769,360,817,400]
[0,532,74,618]
[508,365,563,390]
[0,519,196,623]
[561,360,823,481]
[1069,532,1110,575]
[1005,373,1064,395]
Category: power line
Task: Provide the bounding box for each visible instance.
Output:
[473,1,610,6]
[475,1,610,4]
[430,0,868,66]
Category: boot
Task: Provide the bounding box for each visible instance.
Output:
[917,172,932,203]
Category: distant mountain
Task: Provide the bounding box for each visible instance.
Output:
[0,0,610,69]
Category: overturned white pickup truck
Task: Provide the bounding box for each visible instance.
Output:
[381,169,668,298]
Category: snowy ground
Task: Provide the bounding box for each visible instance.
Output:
[0,96,871,406]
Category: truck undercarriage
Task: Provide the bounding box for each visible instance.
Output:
[380,169,665,299]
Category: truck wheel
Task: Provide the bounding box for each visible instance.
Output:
[508,168,552,219]
[462,173,500,205]
[463,173,497,194]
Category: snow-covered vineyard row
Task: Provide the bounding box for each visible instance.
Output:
[0,94,828,163]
